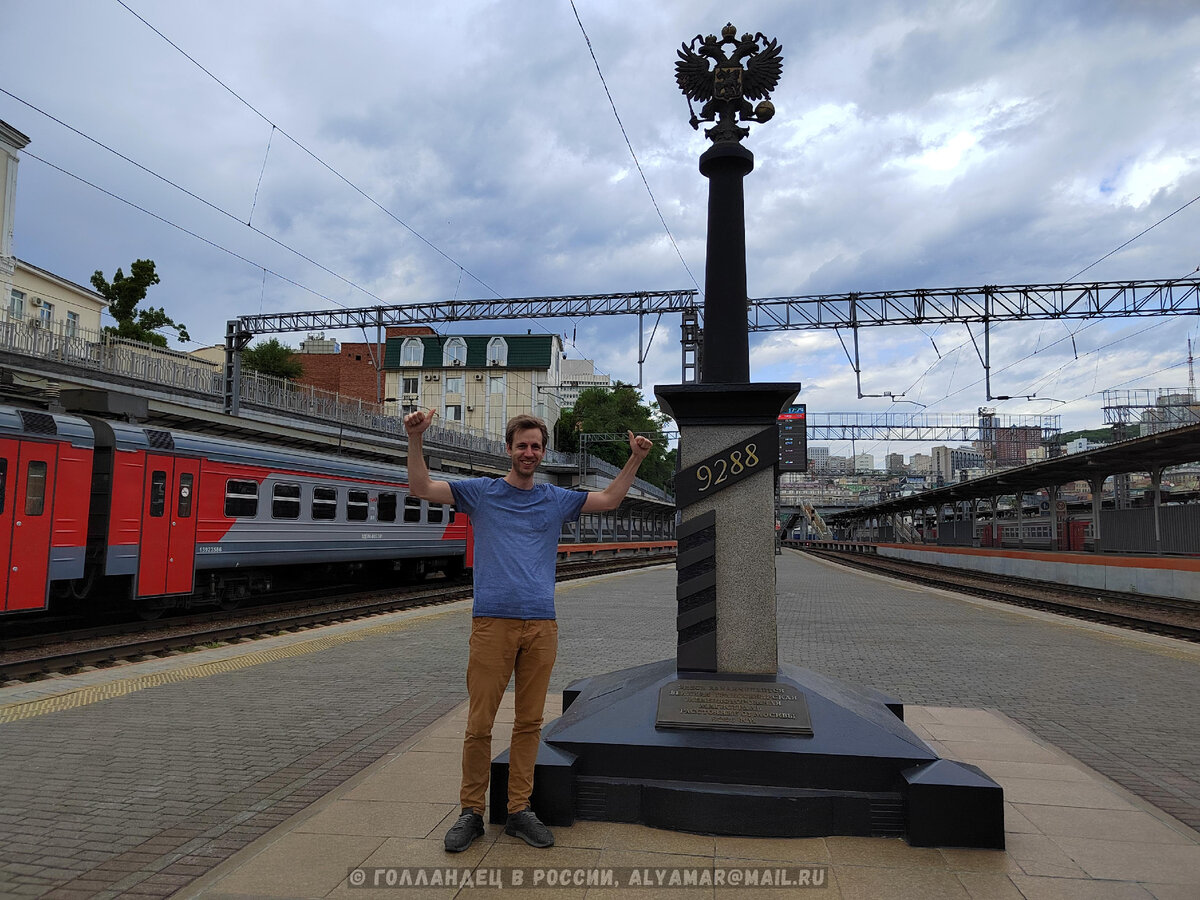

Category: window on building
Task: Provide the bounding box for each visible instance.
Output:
[65,311,79,339]
[149,471,167,517]
[403,496,422,522]
[25,461,47,516]
[402,375,419,395]
[378,492,397,522]
[444,404,462,422]
[445,375,463,394]
[401,338,423,366]
[272,482,301,519]
[443,337,467,366]
[347,489,369,521]
[9,289,24,319]
[177,473,194,518]
[487,337,507,366]
[489,375,505,394]
[312,486,337,520]
[224,479,259,517]
[38,302,53,326]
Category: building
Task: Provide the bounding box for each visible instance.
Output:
[853,452,875,472]
[885,452,906,474]
[3,121,107,339]
[932,445,985,484]
[1140,392,1200,436]
[1065,437,1107,455]
[908,452,932,475]
[808,446,830,472]
[294,327,432,407]
[383,332,565,444]
[558,358,611,409]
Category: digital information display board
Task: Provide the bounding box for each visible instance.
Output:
[777,404,808,471]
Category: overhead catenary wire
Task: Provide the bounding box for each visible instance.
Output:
[2,87,388,310]
[110,1,616,370]
[568,0,702,296]
[113,0,502,300]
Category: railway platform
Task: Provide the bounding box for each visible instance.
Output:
[0,554,1197,897]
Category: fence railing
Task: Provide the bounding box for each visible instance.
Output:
[0,312,671,497]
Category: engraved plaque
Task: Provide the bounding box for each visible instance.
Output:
[673,425,779,508]
[656,679,813,735]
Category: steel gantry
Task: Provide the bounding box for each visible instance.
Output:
[805,412,1060,442]
[223,277,1200,415]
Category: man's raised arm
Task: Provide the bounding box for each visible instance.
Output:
[581,431,654,513]
[403,410,456,506]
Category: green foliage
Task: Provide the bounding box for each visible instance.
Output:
[242,338,303,379]
[1052,426,1118,445]
[555,382,677,490]
[90,259,190,348]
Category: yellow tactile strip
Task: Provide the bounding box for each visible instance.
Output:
[0,610,452,725]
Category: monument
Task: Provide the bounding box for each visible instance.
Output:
[490,24,1004,848]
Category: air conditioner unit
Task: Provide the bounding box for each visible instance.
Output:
[466,406,475,412]
[490,360,502,366]
[29,296,43,307]
[424,374,439,382]
[473,373,483,381]
[451,359,463,366]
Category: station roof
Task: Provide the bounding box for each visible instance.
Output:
[829,422,1200,521]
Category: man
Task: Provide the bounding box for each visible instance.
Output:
[402,410,653,851]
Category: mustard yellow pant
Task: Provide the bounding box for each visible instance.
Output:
[461,617,558,815]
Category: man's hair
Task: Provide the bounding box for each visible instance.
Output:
[506,414,548,448]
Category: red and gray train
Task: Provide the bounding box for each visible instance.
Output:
[0,404,469,615]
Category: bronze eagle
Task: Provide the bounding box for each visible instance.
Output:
[675,24,783,143]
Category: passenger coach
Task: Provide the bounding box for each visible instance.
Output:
[0,405,468,614]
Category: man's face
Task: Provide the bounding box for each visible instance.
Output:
[507,427,545,477]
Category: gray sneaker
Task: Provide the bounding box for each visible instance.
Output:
[504,808,554,848]
[444,809,485,852]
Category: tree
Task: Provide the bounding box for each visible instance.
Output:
[91,259,190,348]
[242,338,303,379]
[555,382,677,490]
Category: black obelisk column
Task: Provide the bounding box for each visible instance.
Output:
[699,142,754,384]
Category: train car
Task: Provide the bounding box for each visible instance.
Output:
[0,405,468,615]
[0,407,95,612]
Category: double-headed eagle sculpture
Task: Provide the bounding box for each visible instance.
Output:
[675,23,783,144]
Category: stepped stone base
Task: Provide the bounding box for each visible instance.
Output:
[490,659,1004,848]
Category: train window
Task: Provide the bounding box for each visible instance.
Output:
[272,482,301,519]
[177,473,194,518]
[428,504,444,524]
[313,485,337,520]
[403,496,422,523]
[0,458,6,514]
[347,490,369,521]
[224,479,259,517]
[149,471,168,517]
[25,460,48,516]
[378,492,397,523]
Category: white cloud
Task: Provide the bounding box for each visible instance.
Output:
[1,0,1198,454]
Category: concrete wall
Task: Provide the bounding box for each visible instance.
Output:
[876,543,1200,602]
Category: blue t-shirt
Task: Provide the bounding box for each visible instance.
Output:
[450,478,587,620]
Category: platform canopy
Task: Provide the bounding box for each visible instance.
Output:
[828,422,1200,521]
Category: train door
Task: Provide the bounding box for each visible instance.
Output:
[164,460,199,595]
[137,454,175,597]
[3,439,58,611]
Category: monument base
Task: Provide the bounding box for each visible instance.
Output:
[489,659,1004,848]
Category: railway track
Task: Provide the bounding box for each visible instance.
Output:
[0,552,673,683]
[796,546,1200,642]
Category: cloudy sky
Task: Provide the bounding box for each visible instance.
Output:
[3,0,1199,462]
